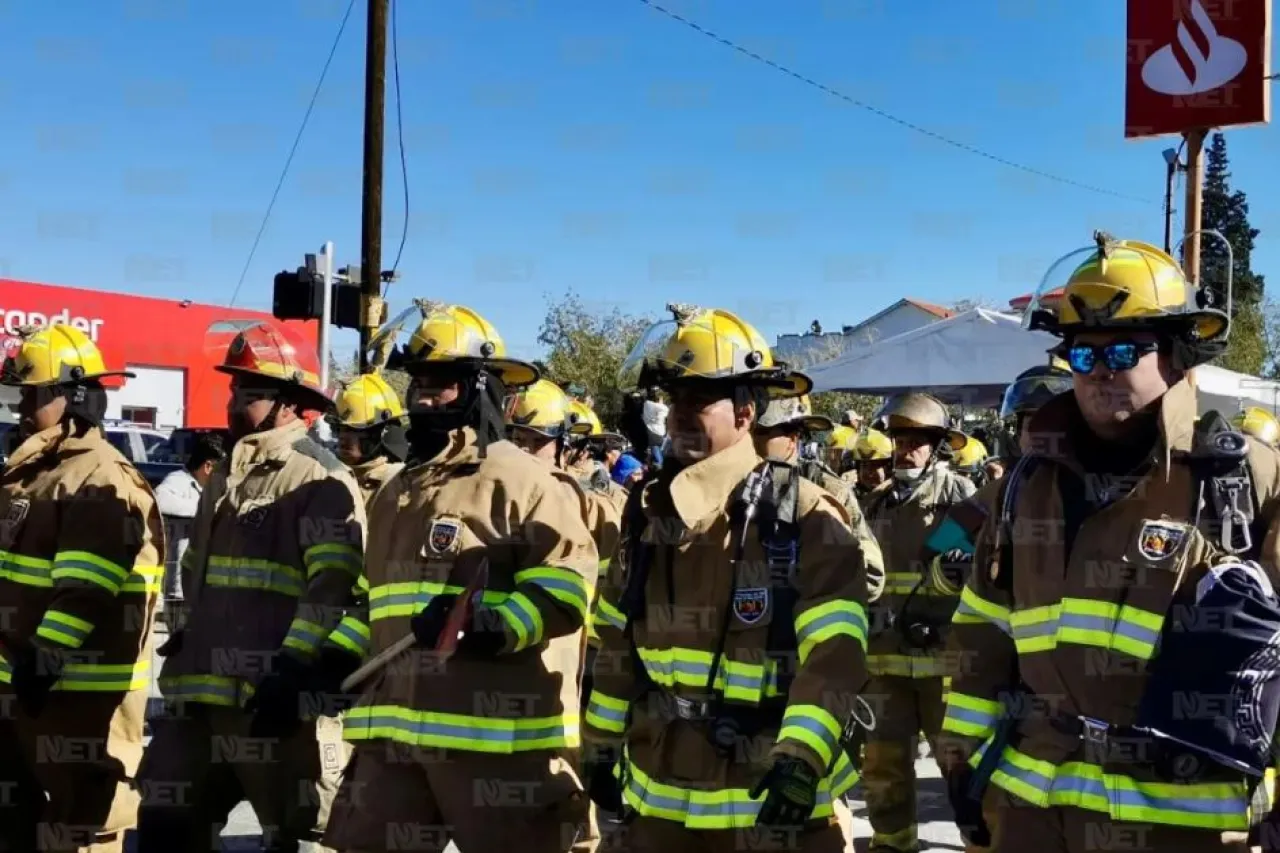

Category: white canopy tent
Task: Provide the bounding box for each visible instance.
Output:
[804,308,1280,415]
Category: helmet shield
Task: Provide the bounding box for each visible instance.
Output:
[203,319,329,425]
[368,301,538,389]
[1000,368,1074,420]
[619,305,809,398]
[1022,235,1228,344]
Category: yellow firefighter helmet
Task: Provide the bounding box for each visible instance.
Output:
[1233,407,1280,448]
[1024,233,1229,360]
[335,374,405,429]
[373,301,539,388]
[851,428,893,462]
[952,435,989,473]
[620,304,809,398]
[509,379,582,438]
[0,324,134,387]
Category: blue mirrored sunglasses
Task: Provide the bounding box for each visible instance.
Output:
[1066,340,1159,374]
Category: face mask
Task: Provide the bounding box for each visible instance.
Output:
[894,466,925,482]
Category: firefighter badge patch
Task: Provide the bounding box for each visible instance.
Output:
[237,501,270,529]
[732,588,769,625]
[1137,520,1187,561]
[428,519,461,555]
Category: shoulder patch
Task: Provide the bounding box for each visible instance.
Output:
[291,436,344,472]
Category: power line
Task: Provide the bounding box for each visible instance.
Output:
[636,0,1158,205]
[228,0,358,310]
[387,0,411,286]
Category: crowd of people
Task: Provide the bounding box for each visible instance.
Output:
[2,236,1280,853]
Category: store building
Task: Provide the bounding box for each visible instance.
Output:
[0,278,319,428]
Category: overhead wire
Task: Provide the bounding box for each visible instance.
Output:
[227,0,358,310]
[636,0,1159,205]
[387,0,411,294]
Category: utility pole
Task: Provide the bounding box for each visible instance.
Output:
[1161,147,1181,255]
[1182,128,1207,285]
[359,0,388,373]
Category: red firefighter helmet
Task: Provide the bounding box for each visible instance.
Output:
[213,321,331,410]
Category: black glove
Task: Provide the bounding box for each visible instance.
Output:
[155,630,184,658]
[939,548,974,590]
[583,745,624,814]
[750,756,819,828]
[306,646,363,718]
[945,763,991,847]
[10,639,66,717]
[245,653,313,739]
[410,595,506,658]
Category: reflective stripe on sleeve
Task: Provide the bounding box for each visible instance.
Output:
[941,691,1001,740]
[583,691,629,735]
[953,585,1011,635]
[776,703,843,769]
[325,614,371,657]
[513,565,592,622]
[52,550,130,594]
[343,704,578,752]
[794,599,867,663]
[35,609,95,648]
[282,618,329,655]
[303,543,362,580]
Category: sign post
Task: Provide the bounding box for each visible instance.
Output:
[1125,0,1271,282]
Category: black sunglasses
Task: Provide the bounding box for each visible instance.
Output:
[1065,340,1159,374]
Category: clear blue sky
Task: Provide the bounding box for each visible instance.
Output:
[2,0,1277,362]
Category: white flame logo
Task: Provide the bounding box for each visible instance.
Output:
[1141,0,1248,95]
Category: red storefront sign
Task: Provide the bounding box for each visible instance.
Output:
[0,278,318,428]
[1125,0,1272,139]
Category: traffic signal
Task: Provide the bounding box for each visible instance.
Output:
[272,268,324,321]
[331,281,362,330]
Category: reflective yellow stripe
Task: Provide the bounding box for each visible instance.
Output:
[794,599,866,663]
[0,656,150,692]
[303,543,362,580]
[369,581,508,621]
[35,609,94,649]
[493,592,544,651]
[513,565,592,621]
[883,571,955,598]
[867,653,945,678]
[1,551,161,595]
[1011,598,1163,660]
[0,551,53,586]
[635,646,779,704]
[52,550,130,593]
[344,704,578,752]
[941,691,1001,739]
[593,597,627,632]
[325,615,370,657]
[584,691,628,735]
[776,703,842,768]
[971,740,1253,830]
[282,618,328,654]
[620,747,858,829]
[158,673,249,707]
[205,556,304,596]
[953,585,1011,635]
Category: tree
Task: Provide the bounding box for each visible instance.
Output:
[779,335,882,426]
[1199,133,1267,375]
[537,291,654,426]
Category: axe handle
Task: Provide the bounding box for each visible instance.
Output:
[339,632,416,693]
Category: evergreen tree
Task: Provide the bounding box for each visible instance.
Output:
[1198,133,1266,374]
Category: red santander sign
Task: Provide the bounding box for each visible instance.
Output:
[1125,0,1272,139]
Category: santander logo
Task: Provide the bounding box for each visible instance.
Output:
[1141,0,1248,96]
[0,309,105,343]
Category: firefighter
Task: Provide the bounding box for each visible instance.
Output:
[0,325,163,852]
[582,304,870,853]
[940,234,1280,853]
[332,373,408,505]
[565,399,630,499]
[138,323,365,853]
[1233,406,1280,449]
[322,301,598,853]
[998,358,1073,456]
[849,428,893,498]
[827,424,856,476]
[752,393,886,602]
[860,392,974,853]
[951,436,990,489]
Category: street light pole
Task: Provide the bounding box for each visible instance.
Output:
[1162,147,1182,255]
